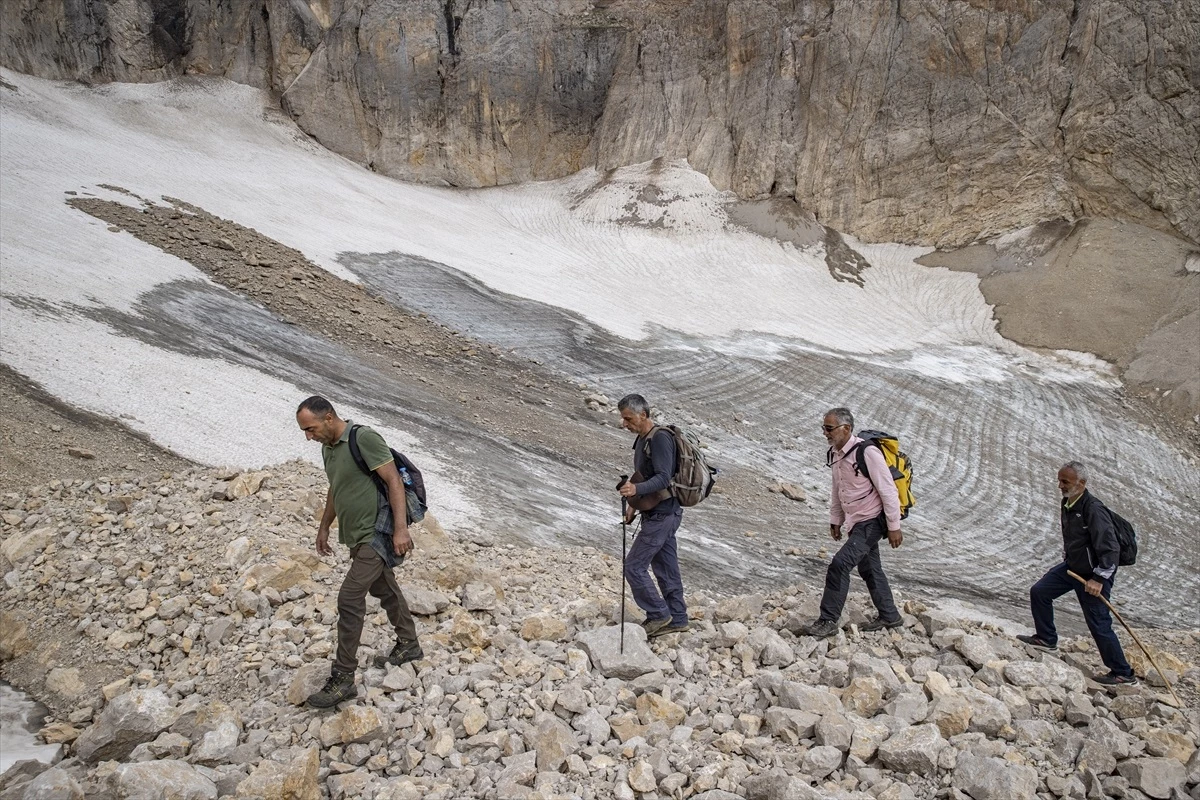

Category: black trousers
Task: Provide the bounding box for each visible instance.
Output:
[818,515,900,624]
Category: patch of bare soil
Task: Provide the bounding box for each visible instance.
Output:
[0,363,194,490]
[918,218,1200,445]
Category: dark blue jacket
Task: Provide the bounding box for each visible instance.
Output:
[634,427,680,515]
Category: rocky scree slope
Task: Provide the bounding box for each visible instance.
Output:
[2,0,1196,247]
[1,462,1198,800]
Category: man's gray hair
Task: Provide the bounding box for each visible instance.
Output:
[825,407,854,428]
[1061,460,1089,482]
[618,394,651,416]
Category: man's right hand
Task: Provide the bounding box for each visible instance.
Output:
[830,524,842,541]
[316,527,332,556]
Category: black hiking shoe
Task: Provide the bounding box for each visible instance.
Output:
[1093,672,1139,687]
[803,619,840,638]
[649,621,690,638]
[373,639,424,669]
[307,670,357,709]
[640,617,671,637]
[1016,634,1058,653]
[860,616,904,632]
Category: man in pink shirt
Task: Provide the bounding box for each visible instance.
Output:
[804,407,904,638]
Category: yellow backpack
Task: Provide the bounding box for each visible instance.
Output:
[852,430,915,519]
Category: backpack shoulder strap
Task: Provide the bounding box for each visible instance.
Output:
[347,425,386,492]
[347,425,370,475]
[852,439,872,480]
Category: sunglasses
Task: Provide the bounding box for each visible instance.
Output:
[822,424,848,432]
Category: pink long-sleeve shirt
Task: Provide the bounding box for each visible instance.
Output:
[829,435,902,530]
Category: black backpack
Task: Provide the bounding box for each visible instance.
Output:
[1100,502,1138,567]
[348,425,427,523]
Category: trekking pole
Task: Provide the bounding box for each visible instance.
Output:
[618,475,629,655]
[1067,570,1183,707]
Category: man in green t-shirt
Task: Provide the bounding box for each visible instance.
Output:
[296,395,423,708]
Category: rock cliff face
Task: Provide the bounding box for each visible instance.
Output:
[2,0,1196,247]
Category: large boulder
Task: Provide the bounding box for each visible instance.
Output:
[877,724,946,774]
[574,624,667,680]
[952,752,1039,800]
[74,689,179,763]
[530,712,578,773]
[109,760,217,800]
[234,747,320,800]
[1116,758,1187,799]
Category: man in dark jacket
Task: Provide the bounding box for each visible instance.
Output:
[1017,461,1136,686]
[617,394,689,637]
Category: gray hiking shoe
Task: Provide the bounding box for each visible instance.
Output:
[803,619,840,638]
[373,639,424,669]
[860,616,904,632]
[649,620,690,638]
[307,670,357,709]
[640,617,671,637]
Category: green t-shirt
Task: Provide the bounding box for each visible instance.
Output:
[322,423,394,547]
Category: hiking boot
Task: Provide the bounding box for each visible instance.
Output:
[307,670,357,709]
[803,619,840,638]
[640,617,671,637]
[1016,634,1058,653]
[372,639,424,669]
[860,616,904,632]
[1093,672,1139,687]
[649,620,690,638]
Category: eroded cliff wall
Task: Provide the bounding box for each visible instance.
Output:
[2,0,1196,246]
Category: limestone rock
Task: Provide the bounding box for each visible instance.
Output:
[715,594,765,622]
[0,609,33,660]
[460,582,497,611]
[235,746,319,800]
[778,683,841,717]
[635,693,686,727]
[575,624,667,680]
[75,689,179,763]
[1117,757,1187,799]
[400,585,450,616]
[842,676,885,717]
[519,613,568,642]
[952,752,1039,800]
[877,724,946,774]
[45,667,86,702]
[1,527,53,565]
[109,760,217,800]
[530,712,578,773]
[802,744,843,779]
[19,768,84,800]
[320,706,383,746]
[225,471,269,499]
[285,662,328,706]
[763,707,820,742]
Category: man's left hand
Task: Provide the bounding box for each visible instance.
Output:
[887,529,903,549]
[618,480,638,498]
[1084,578,1103,597]
[392,529,414,557]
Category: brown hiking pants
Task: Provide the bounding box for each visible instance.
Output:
[334,543,417,673]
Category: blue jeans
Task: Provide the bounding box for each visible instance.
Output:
[819,515,900,624]
[624,510,687,625]
[1030,561,1132,677]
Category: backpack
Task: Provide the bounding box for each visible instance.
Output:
[348,425,427,524]
[1098,501,1138,566]
[643,424,718,507]
[841,429,915,519]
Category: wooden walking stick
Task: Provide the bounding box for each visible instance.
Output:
[1067,570,1183,708]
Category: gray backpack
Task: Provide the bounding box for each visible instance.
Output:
[644,424,718,507]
